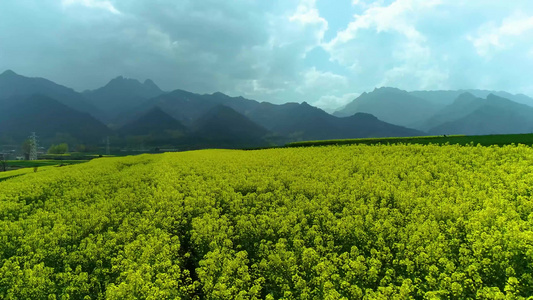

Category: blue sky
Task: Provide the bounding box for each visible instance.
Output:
[1,0,533,111]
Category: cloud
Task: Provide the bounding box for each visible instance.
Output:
[1,0,533,112]
[296,67,348,94]
[313,93,360,112]
[62,0,121,14]
[322,0,448,92]
[469,13,533,57]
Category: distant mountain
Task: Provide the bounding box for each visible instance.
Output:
[428,94,533,135]
[122,89,424,143]
[0,94,111,145]
[334,87,441,128]
[83,76,165,119]
[0,70,102,119]
[245,102,311,131]
[410,89,533,107]
[190,105,270,148]
[256,101,423,141]
[338,113,424,139]
[416,92,484,131]
[125,90,259,126]
[119,106,187,137]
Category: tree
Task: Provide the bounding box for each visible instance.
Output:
[0,154,7,172]
[22,140,31,155]
[21,139,32,160]
[48,143,69,154]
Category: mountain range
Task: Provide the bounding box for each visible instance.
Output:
[335,87,533,136]
[1,69,532,150]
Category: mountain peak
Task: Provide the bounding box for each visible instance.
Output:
[373,87,406,94]
[108,75,138,85]
[143,78,156,86]
[212,91,229,97]
[455,92,477,102]
[119,105,187,136]
[1,70,17,77]
[350,112,378,120]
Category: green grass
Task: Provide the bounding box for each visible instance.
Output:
[285,133,533,148]
[5,160,89,169]
[0,160,88,182]
[0,165,57,182]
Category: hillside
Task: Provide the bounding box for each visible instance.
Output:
[428,94,533,135]
[83,76,165,119]
[0,70,102,119]
[417,92,485,131]
[410,89,533,107]
[190,105,270,148]
[338,112,423,138]
[118,106,188,137]
[126,90,260,126]
[121,91,423,144]
[265,102,423,141]
[0,94,111,144]
[334,87,441,127]
[1,144,532,298]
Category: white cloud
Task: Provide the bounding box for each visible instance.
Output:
[290,0,326,25]
[327,0,441,48]
[62,0,120,14]
[296,67,348,94]
[288,0,328,53]
[2,0,533,105]
[469,13,533,57]
[322,0,448,92]
[236,79,287,95]
[379,41,449,90]
[323,0,442,71]
[313,92,360,112]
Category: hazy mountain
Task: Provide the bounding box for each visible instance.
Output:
[0,70,102,119]
[245,102,311,131]
[83,76,165,119]
[334,87,441,128]
[124,89,425,143]
[192,105,269,139]
[119,106,187,137]
[190,105,270,148]
[126,90,260,126]
[0,94,111,145]
[264,102,423,141]
[428,94,533,135]
[416,92,485,131]
[410,89,533,107]
[338,113,424,138]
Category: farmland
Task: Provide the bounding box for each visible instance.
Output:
[1,144,533,299]
[285,133,533,148]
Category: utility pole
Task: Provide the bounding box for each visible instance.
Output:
[29,132,38,161]
[106,136,110,156]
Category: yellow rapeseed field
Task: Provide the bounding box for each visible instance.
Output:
[1,144,533,299]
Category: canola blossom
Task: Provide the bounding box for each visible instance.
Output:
[1,144,533,299]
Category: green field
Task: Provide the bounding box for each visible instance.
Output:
[1,144,533,298]
[285,133,533,148]
[6,159,89,168]
[0,160,89,182]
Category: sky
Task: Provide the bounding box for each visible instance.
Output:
[1,0,533,111]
